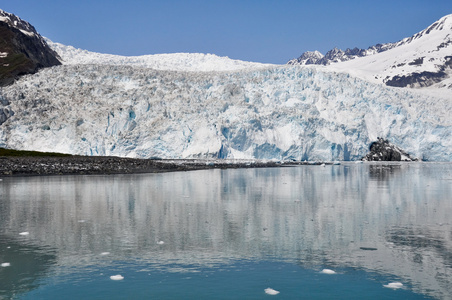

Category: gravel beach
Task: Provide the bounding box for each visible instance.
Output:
[0,156,315,176]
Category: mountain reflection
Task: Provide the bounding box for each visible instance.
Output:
[368,163,402,181]
[0,163,451,299]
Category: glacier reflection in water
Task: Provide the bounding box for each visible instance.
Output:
[0,163,451,299]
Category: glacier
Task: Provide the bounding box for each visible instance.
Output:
[0,63,451,161]
[46,40,274,72]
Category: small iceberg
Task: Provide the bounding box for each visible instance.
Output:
[264,288,280,295]
[384,282,403,289]
[1,262,11,267]
[321,269,336,274]
[110,275,124,280]
[157,241,165,245]
[100,252,110,256]
[19,232,29,236]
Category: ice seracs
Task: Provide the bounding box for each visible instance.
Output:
[1,64,450,161]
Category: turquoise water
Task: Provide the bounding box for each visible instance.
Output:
[1,163,451,299]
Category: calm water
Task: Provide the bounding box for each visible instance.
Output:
[0,163,451,299]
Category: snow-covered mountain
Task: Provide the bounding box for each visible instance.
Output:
[288,44,398,66]
[47,40,273,72]
[287,50,325,65]
[290,14,452,90]
[0,11,451,161]
[331,14,452,90]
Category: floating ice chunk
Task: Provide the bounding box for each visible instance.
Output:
[78,220,86,223]
[19,232,29,236]
[100,252,110,255]
[355,161,363,164]
[321,269,336,274]
[1,263,11,267]
[157,241,165,245]
[320,163,325,167]
[384,282,403,289]
[264,288,280,295]
[110,275,124,280]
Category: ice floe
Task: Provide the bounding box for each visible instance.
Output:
[264,288,280,295]
[383,282,403,289]
[110,275,124,280]
[321,269,336,274]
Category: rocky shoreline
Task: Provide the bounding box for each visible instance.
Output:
[0,156,320,177]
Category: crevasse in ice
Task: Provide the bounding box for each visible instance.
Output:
[0,64,450,161]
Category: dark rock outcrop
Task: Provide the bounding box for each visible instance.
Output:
[0,9,61,86]
[385,71,448,88]
[362,138,418,161]
[385,56,452,88]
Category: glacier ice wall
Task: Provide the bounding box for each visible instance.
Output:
[0,65,451,161]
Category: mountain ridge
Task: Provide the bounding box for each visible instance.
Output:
[289,14,452,90]
[0,9,61,86]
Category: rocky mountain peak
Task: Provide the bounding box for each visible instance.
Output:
[0,9,61,86]
[287,50,323,65]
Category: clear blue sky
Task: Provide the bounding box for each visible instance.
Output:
[2,0,451,64]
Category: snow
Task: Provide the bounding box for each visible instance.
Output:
[19,29,35,37]
[46,39,274,72]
